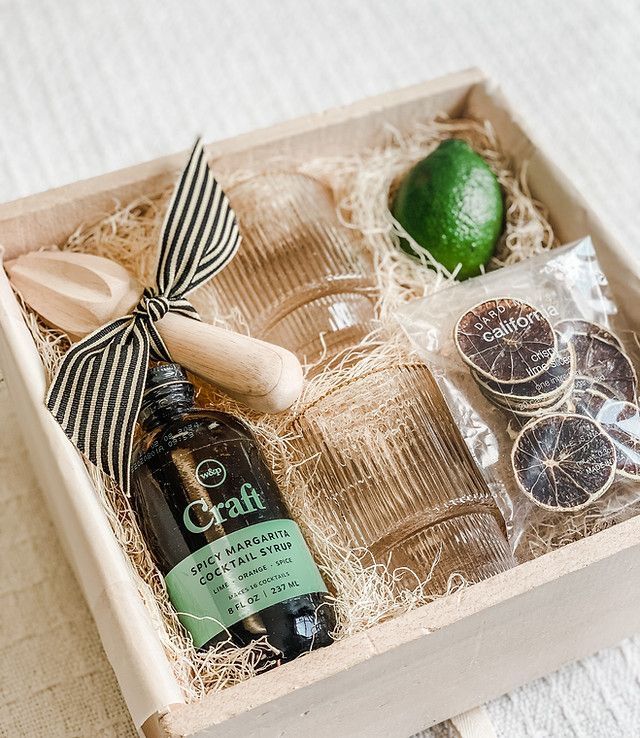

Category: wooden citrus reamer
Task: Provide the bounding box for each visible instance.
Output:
[5,250,304,413]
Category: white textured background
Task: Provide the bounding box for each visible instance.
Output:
[1,1,639,736]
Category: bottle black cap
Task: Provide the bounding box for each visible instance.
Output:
[139,363,195,428]
[144,362,190,395]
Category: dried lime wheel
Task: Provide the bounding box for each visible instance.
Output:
[569,387,608,419]
[569,333,637,402]
[596,400,640,479]
[474,332,575,410]
[556,319,623,349]
[480,389,559,414]
[511,413,616,511]
[507,388,575,419]
[455,298,556,384]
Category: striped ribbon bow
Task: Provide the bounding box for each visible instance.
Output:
[46,139,241,495]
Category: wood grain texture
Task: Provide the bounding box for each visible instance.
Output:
[156,312,304,412]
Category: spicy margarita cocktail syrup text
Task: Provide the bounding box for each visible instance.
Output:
[131,363,335,661]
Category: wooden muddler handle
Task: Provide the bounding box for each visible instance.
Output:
[156,312,304,414]
[5,250,304,414]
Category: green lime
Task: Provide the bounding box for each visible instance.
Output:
[391,139,504,280]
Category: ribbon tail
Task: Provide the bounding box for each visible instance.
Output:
[156,137,241,298]
[47,318,150,496]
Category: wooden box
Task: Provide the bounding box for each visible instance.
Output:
[1,69,639,738]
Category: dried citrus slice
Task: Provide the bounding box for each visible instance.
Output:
[596,400,640,479]
[570,333,637,402]
[572,375,616,398]
[480,381,567,414]
[507,387,575,418]
[455,298,556,384]
[511,413,616,511]
[474,332,575,407]
[556,319,622,349]
[486,390,564,413]
[571,389,608,420]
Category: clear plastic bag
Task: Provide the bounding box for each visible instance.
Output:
[398,238,640,560]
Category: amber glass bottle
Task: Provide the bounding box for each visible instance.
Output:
[131,363,335,661]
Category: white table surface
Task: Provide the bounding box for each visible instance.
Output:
[1,1,639,736]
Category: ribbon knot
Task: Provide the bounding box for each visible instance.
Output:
[137,291,171,323]
[46,139,241,495]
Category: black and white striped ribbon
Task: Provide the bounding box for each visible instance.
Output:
[46,138,240,495]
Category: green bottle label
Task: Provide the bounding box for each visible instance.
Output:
[164,519,328,648]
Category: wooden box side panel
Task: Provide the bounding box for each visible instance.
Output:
[163,515,640,737]
[0,266,185,730]
[0,68,483,260]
